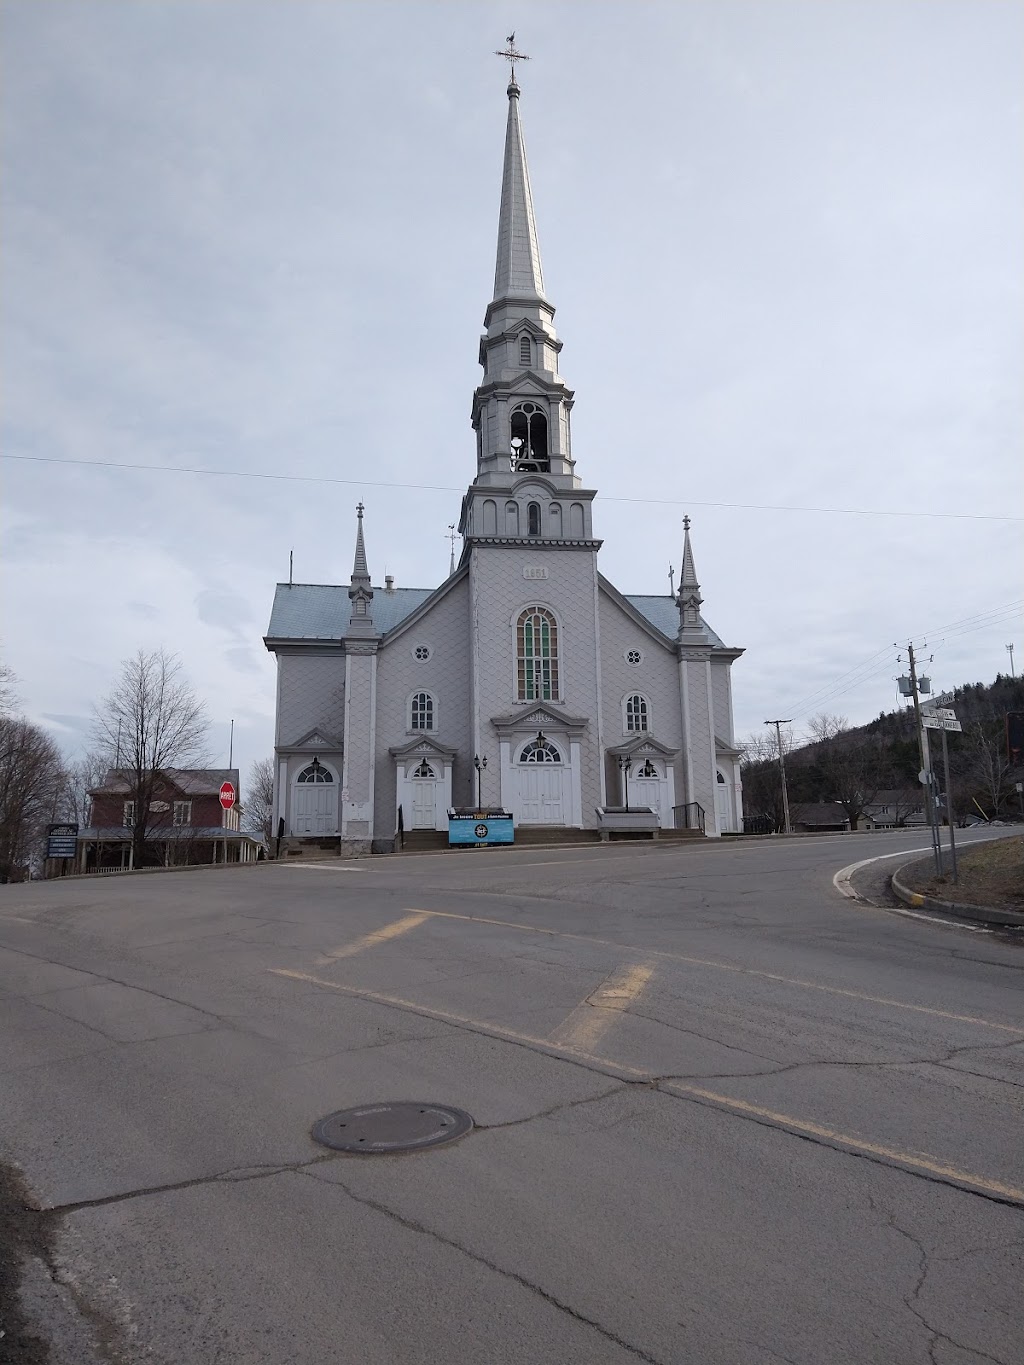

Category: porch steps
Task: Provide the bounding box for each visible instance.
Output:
[397,825,704,853]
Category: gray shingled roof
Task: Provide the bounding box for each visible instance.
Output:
[90,769,240,797]
[266,584,432,641]
[266,582,728,648]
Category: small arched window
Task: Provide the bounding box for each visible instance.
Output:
[517,606,559,701]
[519,738,562,764]
[527,501,541,537]
[410,692,434,731]
[413,759,436,779]
[717,770,726,784]
[505,501,520,536]
[297,763,333,783]
[519,334,532,366]
[637,759,659,778]
[625,694,649,732]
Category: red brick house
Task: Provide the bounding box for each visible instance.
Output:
[78,769,262,871]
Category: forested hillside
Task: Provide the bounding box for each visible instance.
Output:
[741,674,1024,831]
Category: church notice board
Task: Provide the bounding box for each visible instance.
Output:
[448,812,514,846]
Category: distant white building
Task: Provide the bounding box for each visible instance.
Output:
[264,74,745,853]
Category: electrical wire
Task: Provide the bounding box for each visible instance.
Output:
[3,452,1020,523]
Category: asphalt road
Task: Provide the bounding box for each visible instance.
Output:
[2,829,1022,1365]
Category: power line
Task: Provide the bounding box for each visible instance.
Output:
[3,452,1021,523]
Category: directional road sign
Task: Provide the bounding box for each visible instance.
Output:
[922,715,962,732]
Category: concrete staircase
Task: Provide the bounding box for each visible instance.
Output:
[396,825,705,853]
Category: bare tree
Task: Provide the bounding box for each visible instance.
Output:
[244,757,275,847]
[61,750,109,828]
[0,714,65,881]
[955,718,1012,818]
[92,649,209,869]
[807,712,884,832]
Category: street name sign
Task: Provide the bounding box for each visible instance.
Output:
[922,714,962,732]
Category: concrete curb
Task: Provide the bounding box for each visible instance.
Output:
[891,857,1024,928]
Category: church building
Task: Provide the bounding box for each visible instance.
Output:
[264,72,745,853]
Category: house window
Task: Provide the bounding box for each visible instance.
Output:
[517,606,559,701]
[625,694,649,732]
[880,805,889,814]
[519,738,562,763]
[717,770,726,784]
[527,501,541,537]
[297,763,333,783]
[410,691,435,731]
[122,801,135,827]
[637,759,659,778]
[173,801,192,826]
[413,759,436,779]
[519,334,532,365]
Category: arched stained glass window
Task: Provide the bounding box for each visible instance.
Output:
[410,692,434,731]
[516,606,559,701]
[519,739,562,764]
[625,694,649,731]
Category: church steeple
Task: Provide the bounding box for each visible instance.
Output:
[346,502,376,636]
[470,66,578,491]
[492,77,547,309]
[677,516,708,640]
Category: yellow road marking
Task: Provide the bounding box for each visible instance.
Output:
[549,962,655,1053]
[659,1080,1024,1202]
[269,968,649,1076]
[314,912,428,966]
[402,907,1023,1034]
[269,967,1024,1203]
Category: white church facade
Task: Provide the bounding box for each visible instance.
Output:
[264,73,745,853]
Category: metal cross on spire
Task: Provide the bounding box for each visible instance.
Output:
[683,515,691,532]
[494,31,530,83]
[447,523,459,575]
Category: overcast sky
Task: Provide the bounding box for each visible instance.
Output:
[2,0,1022,786]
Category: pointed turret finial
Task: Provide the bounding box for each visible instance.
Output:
[677,515,707,639]
[491,36,545,305]
[347,501,376,635]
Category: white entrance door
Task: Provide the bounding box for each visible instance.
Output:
[517,738,565,824]
[627,759,662,817]
[292,763,337,835]
[715,770,734,833]
[410,761,438,829]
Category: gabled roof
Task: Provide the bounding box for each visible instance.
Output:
[90,769,240,798]
[622,593,726,649]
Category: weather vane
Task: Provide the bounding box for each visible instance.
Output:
[495,31,530,83]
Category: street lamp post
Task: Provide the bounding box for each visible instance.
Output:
[473,754,488,810]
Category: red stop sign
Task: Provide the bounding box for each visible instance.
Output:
[219,782,235,810]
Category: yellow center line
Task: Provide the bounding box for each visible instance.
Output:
[268,968,650,1076]
[269,967,1024,1204]
[314,912,429,966]
[549,962,655,1053]
[401,907,1022,1034]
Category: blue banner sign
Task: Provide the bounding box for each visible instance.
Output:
[448,812,514,846]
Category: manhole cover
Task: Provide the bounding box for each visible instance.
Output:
[311,1102,473,1154]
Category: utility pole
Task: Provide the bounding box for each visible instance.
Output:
[765,720,793,834]
[1007,643,1015,678]
[906,642,941,876]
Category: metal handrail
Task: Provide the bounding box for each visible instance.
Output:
[672,802,706,834]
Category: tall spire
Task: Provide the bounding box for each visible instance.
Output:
[492,78,546,306]
[347,502,375,636]
[677,516,707,640]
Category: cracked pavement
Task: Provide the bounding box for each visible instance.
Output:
[1,829,1022,1363]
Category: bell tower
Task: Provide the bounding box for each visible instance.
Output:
[461,54,597,551]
